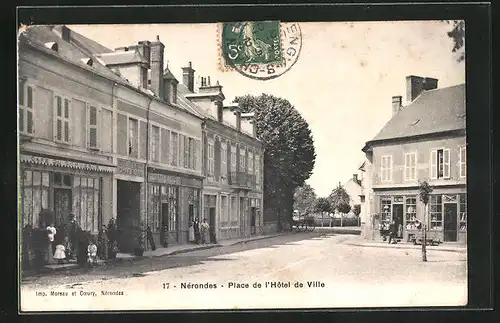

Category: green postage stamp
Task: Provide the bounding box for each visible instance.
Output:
[219,21,302,80]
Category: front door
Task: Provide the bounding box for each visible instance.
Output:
[392,204,404,239]
[209,208,216,243]
[161,203,169,247]
[54,188,72,227]
[251,207,256,234]
[444,204,458,242]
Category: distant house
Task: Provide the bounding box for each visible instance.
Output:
[342,173,363,217]
[361,75,466,244]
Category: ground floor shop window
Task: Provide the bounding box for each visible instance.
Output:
[71,176,100,233]
[429,195,443,230]
[21,170,50,228]
[459,193,467,231]
[230,196,238,227]
[162,186,178,231]
[220,195,229,227]
[380,197,392,226]
[149,184,161,232]
[405,197,417,230]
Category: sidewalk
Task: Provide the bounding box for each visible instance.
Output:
[345,240,467,253]
[26,232,293,276]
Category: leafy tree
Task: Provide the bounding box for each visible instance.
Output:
[418,180,434,262]
[234,94,316,227]
[293,184,317,215]
[446,20,465,62]
[328,184,351,214]
[314,197,332,214]
[353,204,361,217]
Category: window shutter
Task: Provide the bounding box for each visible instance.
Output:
[26,86,34,134]
[64,98,70,143]
[215,140,221,180]
[430,150,437,179]
[412,154,416,180]
[443,149,451,178]
[404,154,409,180]
[55,95,62,141]
[88,105,98,149]
[388,156,392,181]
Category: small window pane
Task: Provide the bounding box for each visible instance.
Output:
[94,178,99,189]
[19,80,25,106]
[42,173,49,186]
[89,106,97,125]
[64,99,70,118]
[56,96,62,117]
[19,108,24,132]
[63,174,72,186]
[27,86,33,108]
[73,176,80,188]
[27,111,33,134]
[64,121,70,142]
[56,120,62,140]
[81,177,88,188]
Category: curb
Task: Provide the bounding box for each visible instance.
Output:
[345,242,466,253]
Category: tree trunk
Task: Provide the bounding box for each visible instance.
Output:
[422,203,428,262]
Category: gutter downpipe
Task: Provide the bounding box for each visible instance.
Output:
[144,96,154,250]
[201,120,206,223]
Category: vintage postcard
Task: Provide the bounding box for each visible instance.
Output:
[18,20,467,312]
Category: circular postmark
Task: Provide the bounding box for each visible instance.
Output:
[221,21,302,81]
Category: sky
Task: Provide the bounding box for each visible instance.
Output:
[69,21,465,197]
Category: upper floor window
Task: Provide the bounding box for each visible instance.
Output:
[19,79,34,135]
[430,148,450,179]
[380,155,392,182]
[151,125,160,162]
[239,148,246,172]
[459,146,466,178]
[208,142,215,177]
[248,152,254,174]
[221,143,227,178]
[183,135,190,168]
[54,95,71,144]
[87,105,99,149]
[128,118,138,158]
[255,154,260,184]
[170,132,178,166]
[188,138,195,170]
[230,145,237,171]
[404,152,417,181]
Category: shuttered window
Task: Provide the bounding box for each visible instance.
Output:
[404,152,417,181]
[459,146,466,178]
[88,105,98,149]
[54,95,71,143]
[18,79,34,135]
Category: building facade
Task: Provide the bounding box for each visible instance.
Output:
[19,25,263,255]
[361,76,466,244]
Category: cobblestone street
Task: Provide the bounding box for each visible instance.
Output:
[21,233,467,311]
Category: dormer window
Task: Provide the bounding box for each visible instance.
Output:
[44,42,58,51]
[80,58,93,66]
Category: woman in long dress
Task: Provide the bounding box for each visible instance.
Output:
[200,219,210,244]
[188,220,195,243]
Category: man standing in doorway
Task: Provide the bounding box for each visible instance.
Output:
[388,220,397,244]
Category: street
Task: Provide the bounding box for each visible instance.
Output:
[20,233,467,311]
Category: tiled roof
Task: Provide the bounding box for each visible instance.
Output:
[368,84,465,144]
[96,50,148,66]
[176,84,208,119]
[52,25,113,55]
[163,68,178,81]
[20,25,125,84]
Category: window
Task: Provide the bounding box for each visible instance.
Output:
[248,152,254,174]
[166,186,178,231]
[19,79,34,135]
[221,143,227,179]
[459,193,467,231]
[459,146,466,178]
[88,105,99,149]
[230,145,237,171]
[148,184,161,232]
[230,196,238,226]
[221,195,229,227]
[72,176,100,233]
[184,136,190,168]
[188,138,195,170]
[239,148,246,172]
[128,118,139,157]
[380,197,392,225]
[404,153,417,181]
[151,125,160,162]
[429,195,443,230]
[208,142,215,177]
[21,170,49,228]
[54,95,71,143]
[193,140,199,171]
[404,197,417,230]
[380,155,392,182]
[170,132,178,166]
[430,149,450,179]
[255,154,260,184]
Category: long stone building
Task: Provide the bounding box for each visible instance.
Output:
[18,25,263,255]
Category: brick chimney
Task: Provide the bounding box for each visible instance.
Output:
[150,35,165,98]
[241,112,256,137]
[182,62,195,92]
[406,75,438,103]
[392,96,402,116]
[61,26,71,42]
[137,40,151,66]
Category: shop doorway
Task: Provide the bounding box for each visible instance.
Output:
[250,207,256,235]
[444,204,458,242]
[209,207,216,243]
[240,197,246,236]
[54,188,72,227]
[160,202,169,247]
[116,180,141,253]
[392,204,404,239]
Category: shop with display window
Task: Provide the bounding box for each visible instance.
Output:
[203,194,217,243]
[376,191,467,244]
[147,170,202,247]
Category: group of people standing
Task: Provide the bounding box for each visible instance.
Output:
[188,218,212,244]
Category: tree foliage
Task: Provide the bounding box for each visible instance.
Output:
[418,180,434,205]
[293,184,317,215]
[328,184,351,214]
[314,197,332,214]
[446,20,465,62]
[353,204,361,217]
[234,94,316,193]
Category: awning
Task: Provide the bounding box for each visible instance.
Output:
[20,154,115,173]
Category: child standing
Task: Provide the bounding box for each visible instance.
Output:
[87,237,98,268]
[53,243,66,264]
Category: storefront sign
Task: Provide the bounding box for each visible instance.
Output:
[148,173,181,185]
[20,154,114,173]
[117,159,144,177]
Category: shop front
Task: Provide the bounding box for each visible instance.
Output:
[203,194,217,243]
[147,169,202,248]
[19,154,114,268]
[375,188,467,244]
